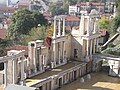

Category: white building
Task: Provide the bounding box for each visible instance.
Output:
[69,5,80,15]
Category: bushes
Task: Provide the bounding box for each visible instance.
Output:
[102,48,120,56]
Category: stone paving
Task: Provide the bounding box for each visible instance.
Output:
[0,85,3,90]
[59,72,120,90]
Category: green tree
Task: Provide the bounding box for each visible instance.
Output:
[98,17,110,29]
[8,8,47,44]
[24,26,47,45]
[0,38,12,56]
[116,0,120,15]
[108,16,120,35]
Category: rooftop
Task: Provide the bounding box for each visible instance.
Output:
[17,1,32,5]
[66,16,80,22]
[0,6,16,12]
[77,2,105,6]
[0,29,7,39]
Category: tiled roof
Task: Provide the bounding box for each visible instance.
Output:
[102,14,112,17]
[0,6,16,12]
[66,16,80,22]
[78,2,105,6]
[66,26,71,31]
[17,1,32,5]
[0,29,7,39]
[7,45,28,56]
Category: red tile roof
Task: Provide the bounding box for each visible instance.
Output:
[0,6,16,13]
[66,16,80,22]
[0,29,7,39]
[7,45,28,56]
[65,26,71,31]
[78,2,105,6]
[17,1,32,5]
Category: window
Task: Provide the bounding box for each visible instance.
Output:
[74,49,78,58]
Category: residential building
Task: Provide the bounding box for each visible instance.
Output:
[65,15,80,28]
[0,6,16,17]
[69,5,80,15]
[69,2,105,15]
[16,1,42,10]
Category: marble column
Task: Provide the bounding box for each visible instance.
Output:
[33,47,37,73]
[53,41,56,67]
[62,41,65,62]
[62,18,65,36]
[58,43,61,64]
[4,62,8,88]
[90,40,93,55]
[38,48,42,71]
[28,57,31,75]
[93,39,96,54]
[58,19,61,36]
[43,55,46,68]
[96,38,99,52]
[53,16,56,38]
[39,54,42,71]
[13,59,16,84]
[93,20,96,34]
[86,17,90,36]
[20,57,25,85]
[51,79,55,90]
[86,40,89,56]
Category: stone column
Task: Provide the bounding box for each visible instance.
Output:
[43,55,46,68]
[4,62,8,88]
[93,20,96,34]
[28,57,31,75]
[86,40,89,56]
[96,38,99,52]
[86,17,90,36]
[39,52,41,71]
[58,43,61,64]
[13,59,16,84]
[58,19,61,36]
[53,41,56,67]
[51,79,55,90]
[33,47,37,73]
[93,39,96,54]
[53,16,56,38]
[62,18,65,36]
[62,41,65,62]
[90,39,93,55]
[20,57,25,85]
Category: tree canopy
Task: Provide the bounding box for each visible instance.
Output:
[8,8,47,44]
[98,17,110,30]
